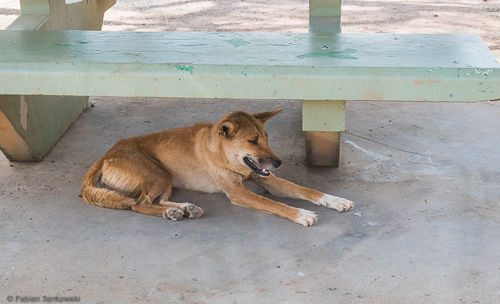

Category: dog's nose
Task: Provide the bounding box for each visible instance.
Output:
[273,159,282,168]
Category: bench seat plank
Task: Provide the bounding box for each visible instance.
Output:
[0,30,498,102]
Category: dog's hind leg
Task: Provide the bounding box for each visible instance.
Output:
[130,203,183,221]
[158,201,204,219]
[131,177,191,221]
[82,159,138,210]
[123,160,189,221]
[122,158,204,220]
[142,177,204,219]
[98,152,184,221]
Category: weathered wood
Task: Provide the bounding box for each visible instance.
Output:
[0,31,497,102]
[0,0,115,162]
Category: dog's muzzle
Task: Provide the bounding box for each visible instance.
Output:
[243,157,281,176]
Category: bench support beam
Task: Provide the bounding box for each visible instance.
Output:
[303,100,346,167]
[0,0,115,161]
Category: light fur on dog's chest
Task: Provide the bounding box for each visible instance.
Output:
[171,169,222,193]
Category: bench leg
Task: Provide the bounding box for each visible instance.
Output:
[0,0,115,161]
[303,100,346,167]
[0,95,88,161]
[305,131,341,167]
[309,0,342,34]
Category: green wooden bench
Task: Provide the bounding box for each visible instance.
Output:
[1,0,499,166]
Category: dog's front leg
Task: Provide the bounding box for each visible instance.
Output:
[252,174,354,212]
[217,176,318,226]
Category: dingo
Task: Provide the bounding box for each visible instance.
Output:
[81,109,354,226]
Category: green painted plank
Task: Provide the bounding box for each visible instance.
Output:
[303,100,345,132]
[3,31,497,68]
[0,31,498,102]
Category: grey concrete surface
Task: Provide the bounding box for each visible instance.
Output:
[1,97,500,303]
[2,0,500,302]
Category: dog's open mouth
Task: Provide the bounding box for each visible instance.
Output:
[243,157,270,176]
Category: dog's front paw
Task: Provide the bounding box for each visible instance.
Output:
[296,209,318,227]
[317,194,354,212]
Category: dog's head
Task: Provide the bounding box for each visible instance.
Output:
[212,109,282,177]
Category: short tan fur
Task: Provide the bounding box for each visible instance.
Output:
[81,109,354,226]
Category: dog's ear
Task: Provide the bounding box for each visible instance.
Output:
[218,120,239,138]
[252,109,282,124]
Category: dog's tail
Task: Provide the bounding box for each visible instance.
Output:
[81,160,137,210]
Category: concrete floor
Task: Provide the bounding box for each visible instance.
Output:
[1,97,500,303]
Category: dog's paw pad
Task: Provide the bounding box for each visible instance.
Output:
[163,207,184,221]
[183,203,204,219]
[187,205,204,219]
[318,194,354,212]
[296,209,318,227]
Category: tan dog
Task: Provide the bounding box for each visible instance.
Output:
[81,109,354,226]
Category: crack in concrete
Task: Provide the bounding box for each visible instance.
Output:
[485,102,500,108]
[345,132,426,156]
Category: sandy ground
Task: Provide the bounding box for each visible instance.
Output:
[1,0,499,59]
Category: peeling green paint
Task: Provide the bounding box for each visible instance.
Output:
[240,72,248,76]
[297,48,358,60]
[79,41,89,44]
[175,65,193,74]
[270,43,288,47]
[225,38,249,47]
[180,43,208,47]
[55,43,71,47]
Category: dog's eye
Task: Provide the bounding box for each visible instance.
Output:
[248,137,259,145]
